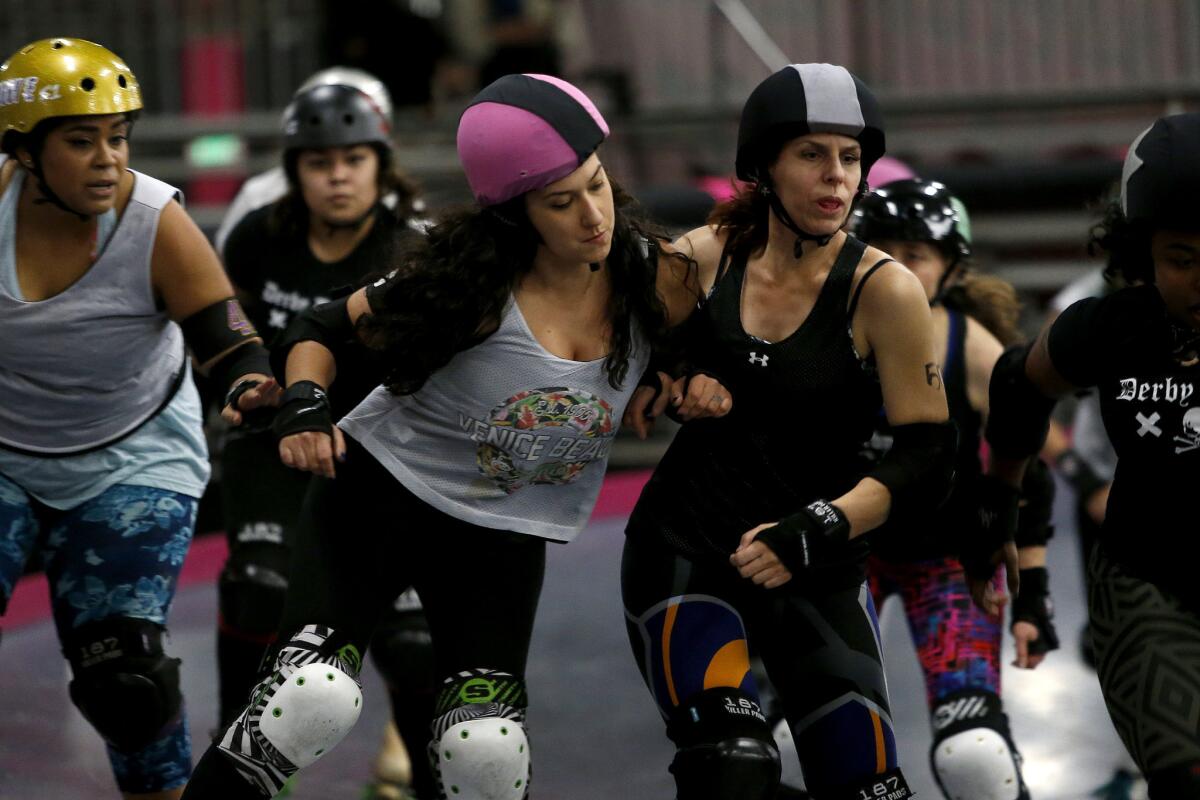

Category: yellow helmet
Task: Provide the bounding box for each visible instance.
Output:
[0,38,142,140]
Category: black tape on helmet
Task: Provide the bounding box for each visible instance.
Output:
[735,63,885,185]
[1121,112,1200,232]
[283,83,392,153]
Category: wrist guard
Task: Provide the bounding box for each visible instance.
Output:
[755,500,851,573]
[271,381,333,440]
[1011,566,1060,655]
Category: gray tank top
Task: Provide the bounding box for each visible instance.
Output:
[0,169,187,454]
[339,296,649,542]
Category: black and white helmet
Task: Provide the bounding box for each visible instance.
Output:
[1121,112,1200,231]
[736,63,886,185]
[852,179,972,264]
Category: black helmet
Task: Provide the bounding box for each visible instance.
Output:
[1121,112,1200,232]
[851,179,972,264]
[283,83,392,152]
[736,63,886,184]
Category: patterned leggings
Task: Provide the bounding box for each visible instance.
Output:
[867,555,1004,706]
[1088,544,1200,783]
[0,473,196,794]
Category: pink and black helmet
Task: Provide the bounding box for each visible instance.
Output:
[457,73,609,207]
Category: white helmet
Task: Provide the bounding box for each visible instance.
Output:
[296,66,393,123]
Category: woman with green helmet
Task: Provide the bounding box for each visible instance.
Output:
[0,38,275,799]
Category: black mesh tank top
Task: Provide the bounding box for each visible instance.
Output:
[629,234,886,562]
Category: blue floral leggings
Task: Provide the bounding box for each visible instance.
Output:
[0,473,196,794]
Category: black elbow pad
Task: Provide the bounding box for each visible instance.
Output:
[986,345,1057,459]
[269,296,354,379]
[869,420,959,520]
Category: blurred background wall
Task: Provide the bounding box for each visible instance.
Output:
[4,0,1198,302]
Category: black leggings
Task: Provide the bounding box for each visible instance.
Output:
[621,532,897,797]
[281,434,546,679]
[184,435,546,799]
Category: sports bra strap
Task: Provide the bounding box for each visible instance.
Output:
[847,257,895,321]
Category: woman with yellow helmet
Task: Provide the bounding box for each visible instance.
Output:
[0,38,276,799]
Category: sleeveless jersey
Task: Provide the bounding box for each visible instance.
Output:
[868,307,980,560]
[629,234,884,566]
[339,296,649,542]
[0,169,186,455]
[1048,285,1200,607]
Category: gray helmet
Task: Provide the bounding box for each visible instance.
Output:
[297,65,393,122]
[282,83,392,152]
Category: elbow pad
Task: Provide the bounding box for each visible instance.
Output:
[985,345,1057,459]
[869,421,958,520]
[269,296,354,379]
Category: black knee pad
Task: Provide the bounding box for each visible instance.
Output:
[218,543,288,638]
[1147,762,1200,798]
[64,617,183,751]
[929,688,1028,800]
[370,606,435,694]
[667,687,781,800]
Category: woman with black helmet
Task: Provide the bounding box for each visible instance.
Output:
[0,38,274,799]
[214,80,434,798]
[851,179,1058,800]
[181,73,723,800]
[972,112,1200,800]
[619,63,955,800]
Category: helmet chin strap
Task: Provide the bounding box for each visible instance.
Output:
[24,159,90,222]
[759,182,832,257]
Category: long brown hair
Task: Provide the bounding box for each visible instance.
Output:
[941,269,1023,346]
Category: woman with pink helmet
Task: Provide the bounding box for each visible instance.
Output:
[181,73,726,800]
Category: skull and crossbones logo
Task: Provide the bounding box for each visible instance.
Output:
[1176,407,1200,454]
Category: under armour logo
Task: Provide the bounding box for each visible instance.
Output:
[748,352,769,367]
[1136,411,1162,438]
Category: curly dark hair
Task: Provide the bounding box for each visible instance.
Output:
[270,143,421,238]
[1091,199,1154,285]
[357,178,692,395]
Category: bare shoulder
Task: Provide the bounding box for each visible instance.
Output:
[853,246,926,313]
[673,224,727,291]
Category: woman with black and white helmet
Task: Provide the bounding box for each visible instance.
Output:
[181,72,722,800]
[620,64,955,799]
[972,112,1200,799]
[214,80,433,798]
[851,179,1059,800]
[0,38,274,799]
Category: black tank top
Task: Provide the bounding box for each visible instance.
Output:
[628,234,885,570]
[868,307,980,560]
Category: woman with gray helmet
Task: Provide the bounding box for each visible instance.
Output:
[620,63,954,800]
[213,66,396,257]
[975,112,1200,798]
[214,79,432,797]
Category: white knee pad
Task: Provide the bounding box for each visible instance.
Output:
[434,714,530,800]
[257,661,363,769]
[932,727,1022,800]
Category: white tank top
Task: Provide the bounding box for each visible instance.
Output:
[0,169,186,454]
[339,296,649,542]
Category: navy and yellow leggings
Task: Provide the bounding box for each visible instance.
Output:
[621,531,898,796]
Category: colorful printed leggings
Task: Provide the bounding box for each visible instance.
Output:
[0,473,196,794]
[867,554,1003,706]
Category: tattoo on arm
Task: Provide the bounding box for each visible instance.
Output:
[925,362,943,390]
